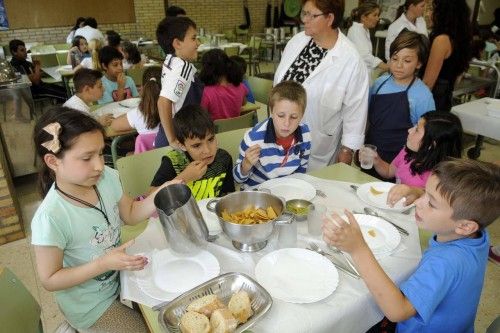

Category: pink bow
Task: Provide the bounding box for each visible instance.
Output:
[41,122,61,153]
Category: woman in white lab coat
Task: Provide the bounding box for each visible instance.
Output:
[274,0,369,171]
[347,1,389,77]
[385,0,427,61]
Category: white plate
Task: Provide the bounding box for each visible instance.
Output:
[353,214,401,256]
[118,97,141,108]
[197,198,222,235]
[258,178,316,202]
[136,249,220,300]
[357,182,414,212]
[255,248,338,303]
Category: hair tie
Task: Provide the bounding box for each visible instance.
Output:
[41,122,62,153]
[149,77,157,82]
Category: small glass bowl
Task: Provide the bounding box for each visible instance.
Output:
[285,199,313,221]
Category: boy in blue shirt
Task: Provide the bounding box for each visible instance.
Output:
[323,159,500,333]
[97,46,138,104]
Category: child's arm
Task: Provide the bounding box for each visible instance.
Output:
[29,61,42,85]
[119,179,182,224]
[361,149,396,179]
[157,96,178,146]
[110,114,133,132]
[34,240,146,291]
[114,73,128,102]
[322,211,417,322]
[387,184,423,207]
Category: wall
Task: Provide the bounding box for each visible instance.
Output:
[0,0,270,46]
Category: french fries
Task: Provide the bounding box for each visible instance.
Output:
[221,206,278,225]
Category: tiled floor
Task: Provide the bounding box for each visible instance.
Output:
[1,89,499,332]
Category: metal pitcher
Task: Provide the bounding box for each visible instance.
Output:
[154,184,211,255]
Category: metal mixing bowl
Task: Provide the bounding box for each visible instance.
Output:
[0,59,17,84]
[208,191,287,252]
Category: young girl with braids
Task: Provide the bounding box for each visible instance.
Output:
[31,107,179,332]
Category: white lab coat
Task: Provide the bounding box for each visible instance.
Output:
[274,31,369,171]
[348,22,383,76]
[385,14,428,61]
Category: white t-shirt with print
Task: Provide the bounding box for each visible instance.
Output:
[159,54,197,114]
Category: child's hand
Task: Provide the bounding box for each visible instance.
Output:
[181,160,208,182]
[241,145,261,175]
[98,114,114,127]
[322,210,368,254]
[98,240,148,271]
[116,72,126,88]
[387,184,421,207]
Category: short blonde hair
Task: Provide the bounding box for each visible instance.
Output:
[269,80,307,114]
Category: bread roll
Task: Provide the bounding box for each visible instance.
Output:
[228,291,253,323]
[210,308,238,333]
[179,311,210,333]
[187,294,225,317]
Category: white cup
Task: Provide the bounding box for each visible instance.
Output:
[359,144,377,169]
[307,203,326,237]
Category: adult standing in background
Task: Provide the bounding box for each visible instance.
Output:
[274,0,369,170]
[74,17,105,44]
[347,1,389,78]
[422,0,472,111]
[66,17,85,44]
[385,0,427,61]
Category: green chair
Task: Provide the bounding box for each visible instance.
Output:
[240,36,263,75]
[224,46,240,57]
[215,127,250,162]
[31,53,58,68]
[0,267,43,333]
[56,51,69,66]
[214,110,257,134]
[247,76,274,117]
[116,146,171,198]
[53,43,70,51]
[30,45,56,54]
[125,67,148,87]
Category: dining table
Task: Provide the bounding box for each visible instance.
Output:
[120,163,422,333]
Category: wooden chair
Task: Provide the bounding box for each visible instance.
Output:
[116,146,171,198]
[214,110,257,134]
[246,76,274,117]
[215,127,250,162]
[0,267,43,333]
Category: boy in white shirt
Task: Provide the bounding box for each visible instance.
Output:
[63,68,113,126]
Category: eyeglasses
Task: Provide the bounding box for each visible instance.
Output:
[300,10,326,20]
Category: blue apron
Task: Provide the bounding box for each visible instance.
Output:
[365,75,415,178]
[154,75,204,148]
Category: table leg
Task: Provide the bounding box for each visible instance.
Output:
[467,135,484,159]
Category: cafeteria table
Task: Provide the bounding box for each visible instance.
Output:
[121,163,421,333]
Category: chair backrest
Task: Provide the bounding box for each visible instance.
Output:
[56,51,68,66]
[0,267,43,333]
[31,53,58,67]
[116,146,171,197]
[246,76,274,105]
[125,66,147,87]
[53,43,70,51]
[224,46,240,57]
[215,127,250,162]
[30,45,56,54]
[214,110,257,133]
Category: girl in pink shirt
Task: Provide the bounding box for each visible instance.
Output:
[360,111,463,206]
[199,49,248,120]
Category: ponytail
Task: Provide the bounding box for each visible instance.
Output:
[88,39,102,71]
[140,66,162,129]
[348,1,380,28]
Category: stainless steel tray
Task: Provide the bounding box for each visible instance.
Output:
[158,272,272,333]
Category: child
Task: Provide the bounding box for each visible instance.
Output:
[150,104,235,200]
[97,46,139,104]
[75,38,102,71]
[229,55,255,103]
[154,16,203,148]
[105,30,121,49]
[30,107,180,332]
[199,49,248,120]
[365,30,435,178]
[66,35,90,68]
[111,66,161,153]
[63,68,113,127]
[323,159,500,332]
[122,41,145,70]
[360,111,462,206]
[233,80,311,189]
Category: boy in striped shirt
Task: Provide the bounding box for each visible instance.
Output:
[233,81,311,189]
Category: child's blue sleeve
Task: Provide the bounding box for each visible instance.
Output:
[409,83,436,125]
[243,80,255,103]
[127,77,139,97]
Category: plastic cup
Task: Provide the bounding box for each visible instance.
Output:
[307,203,327,237]
[277,219,297,248]
[359,144,377,169]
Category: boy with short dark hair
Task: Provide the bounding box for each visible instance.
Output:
[150,105,235,200]
[97,46,138,104]
[323,159,500,333]
[63,68,112,126]
[154,16,202,148]
[9,39,67,102]
[233,80,311,189]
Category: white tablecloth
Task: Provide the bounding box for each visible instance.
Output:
[121,175,422,333]
[451,98,500,140]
